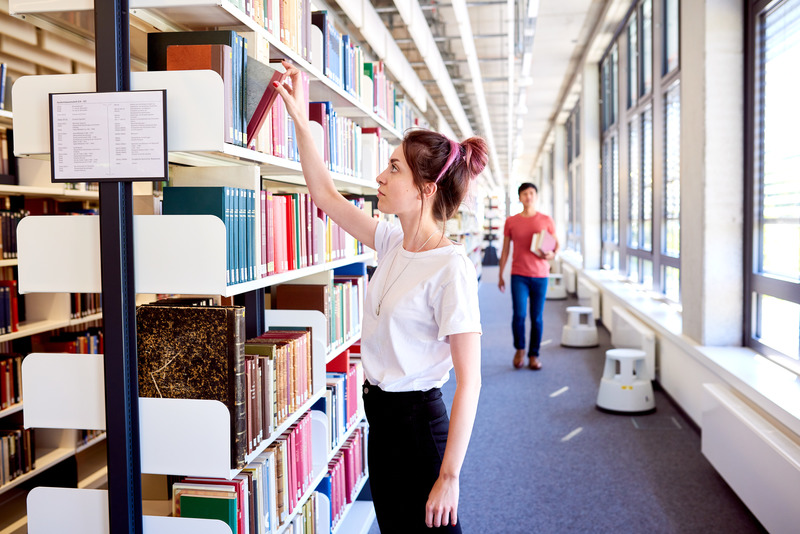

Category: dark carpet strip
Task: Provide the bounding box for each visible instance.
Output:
[367,266,765,533]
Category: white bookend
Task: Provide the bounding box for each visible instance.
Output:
[12,70,223,156]
[22,353,106,430]
[139,397,232,479]
[309,120,325,159]
[26,487,233,534]
[17,215,102,294]
[360,75,374,111]
[311,26,324,72]
[18,215,227,295]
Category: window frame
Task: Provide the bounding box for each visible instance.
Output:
[744,0,800,369]
[599,0,681,300]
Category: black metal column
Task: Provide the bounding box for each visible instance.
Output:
[94,1,143,533]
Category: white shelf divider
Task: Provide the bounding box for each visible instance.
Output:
[18,215,373,296]
[18,215,227,295]
[22,353,106,430]
[26,487,233,534]
[12,70,223,157]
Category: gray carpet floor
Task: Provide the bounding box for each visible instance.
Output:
[365,266,766,533]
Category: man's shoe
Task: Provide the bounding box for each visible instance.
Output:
[529,356,542,370]
[513,350,525,369]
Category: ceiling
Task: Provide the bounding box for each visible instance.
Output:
[361,0,608,191]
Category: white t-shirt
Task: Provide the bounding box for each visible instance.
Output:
[361,220,482,392]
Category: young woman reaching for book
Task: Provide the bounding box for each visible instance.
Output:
[273,61,485,533]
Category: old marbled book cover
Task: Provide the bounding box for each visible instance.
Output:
[137,304,246,469]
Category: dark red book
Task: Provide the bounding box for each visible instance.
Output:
[247,64,287,149]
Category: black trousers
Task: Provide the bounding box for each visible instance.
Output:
[363,381,463,534]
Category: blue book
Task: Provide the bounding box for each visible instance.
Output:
[162,186,233,285]
[247,189,256,282]
[238,189,246,283]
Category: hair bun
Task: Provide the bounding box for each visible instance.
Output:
[461,137,489,178]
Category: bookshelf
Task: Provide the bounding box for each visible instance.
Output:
[5,0,448,530]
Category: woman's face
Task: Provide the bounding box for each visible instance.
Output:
[375,145,421,217]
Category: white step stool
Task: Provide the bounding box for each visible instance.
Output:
[596,348,655,414]
[546,273,567,300]
[561,306,598,347]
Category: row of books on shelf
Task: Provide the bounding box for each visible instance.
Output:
[163,185,367,287]
[323,425,368,532]
[0,425,33,487]
[0,280,19,335]
[169,419,368,534]
[270,265,366,354]
[149,30,250,148]
[70,292,101,319]
[136,300,316,470]
[171,409,314,534]
[318,348,363,452]
[0,353,22,410]
[30,326,103,355]
[77,429,103,448]
[0,209,24,259]
[244,328,313,456]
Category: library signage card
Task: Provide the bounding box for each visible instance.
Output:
[48,90,168,182]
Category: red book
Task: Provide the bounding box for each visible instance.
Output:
[327,349,349,374]
[260,190,268,277]
[246,64,287,149]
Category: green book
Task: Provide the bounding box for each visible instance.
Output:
[179,494,237,533]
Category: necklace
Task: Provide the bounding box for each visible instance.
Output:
[376,231,438,316]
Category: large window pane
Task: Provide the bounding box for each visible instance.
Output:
[641,0,653,95]
[664,0,680,73]
[664,81,681,258]
[642,107,653,251]
[629,117,641,248]
[628,18,638,108]
[613,136,619,243]
[612,45,619,122]
[756,294,800,359]
[750,0,800,366]
[664,265,680,302]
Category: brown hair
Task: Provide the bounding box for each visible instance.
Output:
[402,129,489,222]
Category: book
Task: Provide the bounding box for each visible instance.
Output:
[136,304,247,469]
[165,43,235,146]
[531,228,557,255]
[246,62,287,149]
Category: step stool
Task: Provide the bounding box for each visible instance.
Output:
[596,348,655,414]
[561,306,598,347]
[546,273,567,300]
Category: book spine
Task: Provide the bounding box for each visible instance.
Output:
[231,307,247,469]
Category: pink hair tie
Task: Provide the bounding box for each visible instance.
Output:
[435,139,462,183]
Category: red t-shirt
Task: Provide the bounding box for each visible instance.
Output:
[503,212,557,278]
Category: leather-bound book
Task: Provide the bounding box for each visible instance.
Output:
[137,304,246,469]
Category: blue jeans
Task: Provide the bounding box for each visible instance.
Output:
[511,275,548,357]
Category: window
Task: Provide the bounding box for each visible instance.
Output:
[747,0,800,367]
[601,45,620,270]
[627,17,638,108]
[664,0,680,73]
[566,102,582,252]
[599,0,681,301]
[664,81,681,258]
[640,0,653,96]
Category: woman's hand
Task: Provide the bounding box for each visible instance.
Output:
[272,60,308,123]
[426,475,459,528]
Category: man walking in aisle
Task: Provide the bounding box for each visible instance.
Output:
[498,183,558,370]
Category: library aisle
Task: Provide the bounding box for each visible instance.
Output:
[369,266,765,534]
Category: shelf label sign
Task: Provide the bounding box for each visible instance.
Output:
[48,90,168,182]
